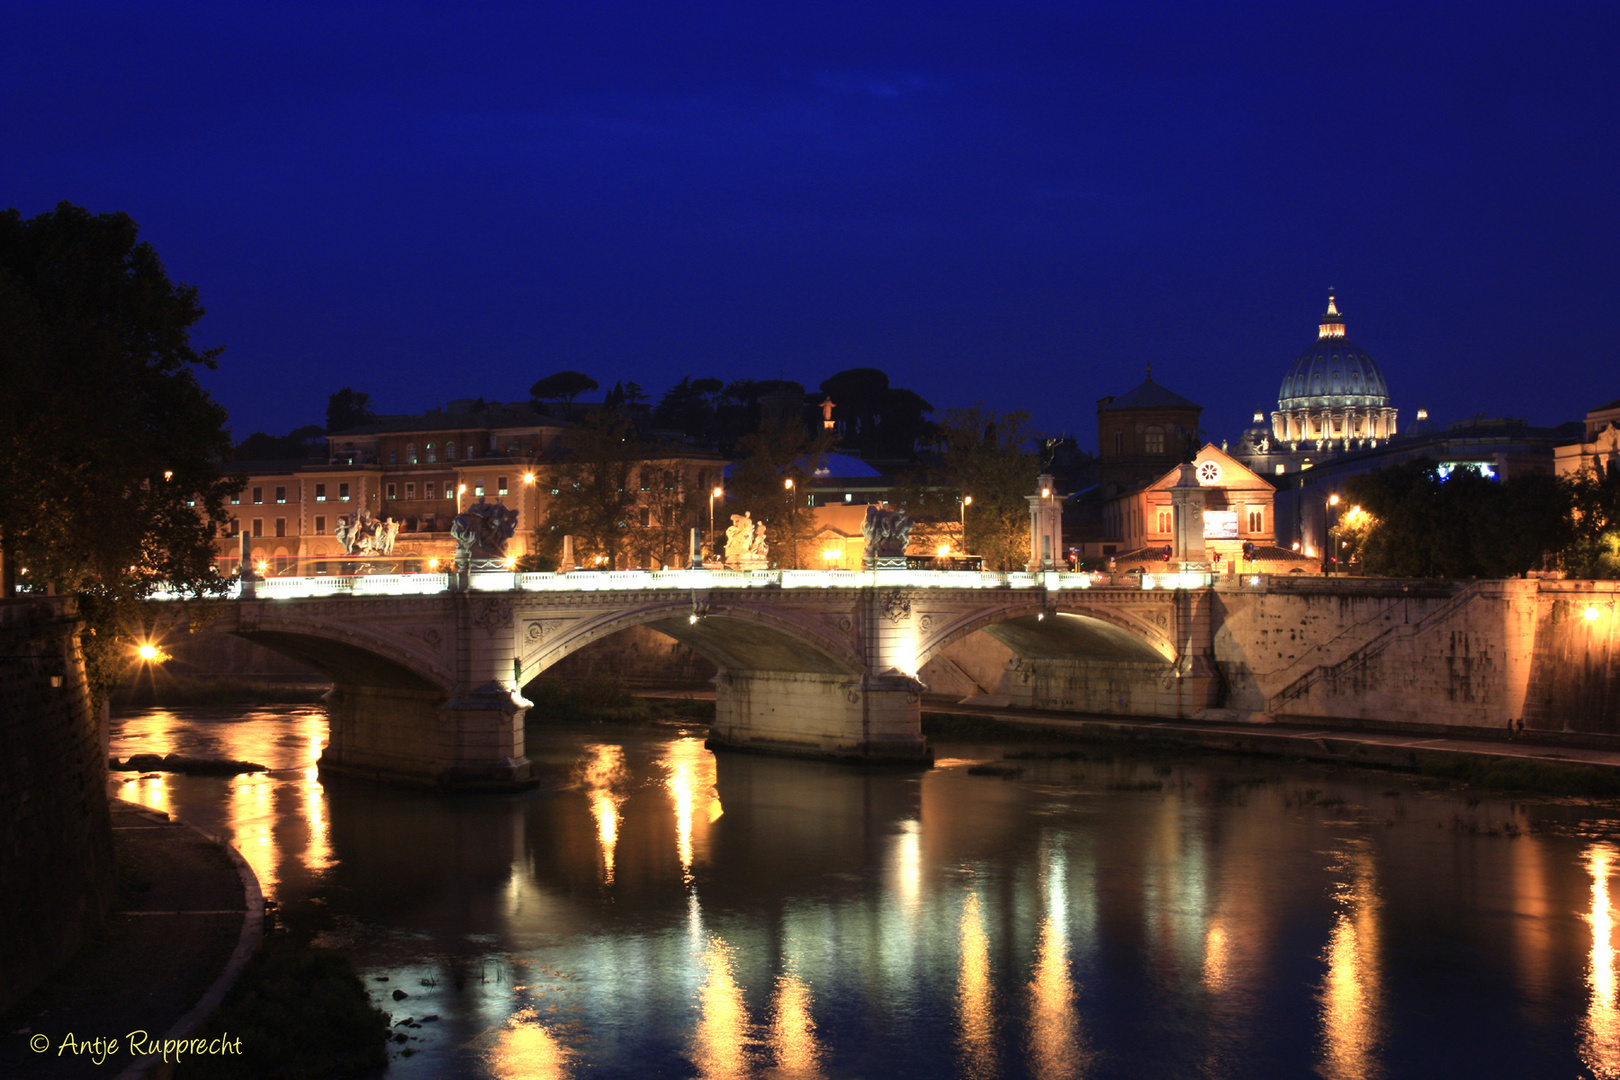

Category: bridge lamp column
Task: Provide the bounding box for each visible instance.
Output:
[1326,493,1340,574]
[710,486,723,561]
[784,478,796,570]
[961,495,972,551]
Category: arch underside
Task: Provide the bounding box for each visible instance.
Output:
[232,630,444,692]
[923,607,1173,668]
[525,607,860,683]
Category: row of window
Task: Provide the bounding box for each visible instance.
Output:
[234,482,352,506]
[1153,509,1266,532]
[384,478,509,500]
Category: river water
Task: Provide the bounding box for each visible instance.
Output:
[109,706,1620,1079]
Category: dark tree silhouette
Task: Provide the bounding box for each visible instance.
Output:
[530,370,599,415]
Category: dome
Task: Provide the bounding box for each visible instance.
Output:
[1276,295,1390,411]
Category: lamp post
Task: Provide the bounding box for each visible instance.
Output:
[784,478,796,570]
[961,494,972,552]
[709,486,723,561]
[1326,493,1340,575]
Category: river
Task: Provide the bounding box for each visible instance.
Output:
[109,706,1620,1079]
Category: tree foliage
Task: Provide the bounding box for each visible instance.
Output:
[1344,459,1576,578]
[529,370,599,415]
[325,387,375,434]
[723,421,836,570]
[819,367,934,457]
[916,405,1042,571]
[0,202,238,700]
[1563,460,1620,578]
[537,410,642,568]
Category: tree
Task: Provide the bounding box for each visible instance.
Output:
[530,370,599,416]
[538,409,642,568]
[819,367,935,457]
[1564,460,1620,578]
[652,376,724,443]
[724,421,836,569]
[1345,459,1576,578]
[920,405,1042,571]
[325,387,375,434]
[0,202,238,699]
[235,425,325,461]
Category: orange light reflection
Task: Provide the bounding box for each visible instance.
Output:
[691,936,753,1080]
[579,744,628,885]
[957,891,997,1080]
[768,970,825,1079]
[660,737,722,883]
[1317,844,1384,1080]
[485,1006,573,1079]
[1582,844,1620,1079]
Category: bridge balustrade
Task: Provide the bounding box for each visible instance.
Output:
[147,566,1249,600]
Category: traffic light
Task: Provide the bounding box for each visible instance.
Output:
[1161,544,1172,561]
[1242,541,1255,561]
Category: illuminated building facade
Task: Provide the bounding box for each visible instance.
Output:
[1555,396,1620,478]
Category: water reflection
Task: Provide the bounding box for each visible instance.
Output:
[1317,841,1385,1080]
[1583,845,1620,1079]
[485,1006,573,1080]
[660,736,723,883]
[957,890,997,1080]
[692,936,752,1080]
[577,744,628,885]
[1028,841,1086,1080]
[107,708,1620,1079]
[768,969,824,1079]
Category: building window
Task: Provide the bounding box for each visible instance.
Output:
[387,483,397,500]
[388,449,397,465]
[426,443,437,463]
[252,518,263,538]
[425,481,436,500]
[474,482,485,497]
[230,495,240,505]
[1145,427,1165,455]
[275,518,286,538]
[252,487,263,504]
[497,476,508,496]
[275,486,286,504]
[638,506,651,527]
[339,483,351,502]
[1114,432,1124,456]
[1248,509,1264,532]
[315,515,325,535]
[315,483,326,502]
[446,442,456,461]
[406,483,415,500]
[407,443,418,465]
[1157,509,1172,533]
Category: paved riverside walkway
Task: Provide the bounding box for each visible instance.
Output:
[635,686,1620,775]
[923,698,1620,775]
[2,799,263,1080]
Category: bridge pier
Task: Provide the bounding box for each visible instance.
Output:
[319,682,535,790]
[708,670,930,764]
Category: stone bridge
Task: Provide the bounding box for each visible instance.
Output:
[169,569,1215,788]
[163,570,1620,788]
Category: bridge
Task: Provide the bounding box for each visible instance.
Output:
[158,569,1620,788]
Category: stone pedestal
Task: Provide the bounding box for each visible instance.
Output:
[320,682,536,789]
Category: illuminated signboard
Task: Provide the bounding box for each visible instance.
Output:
[1436,462,1498,481]
[1203,510,1238,539]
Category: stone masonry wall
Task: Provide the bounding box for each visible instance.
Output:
[0,598,115,1014]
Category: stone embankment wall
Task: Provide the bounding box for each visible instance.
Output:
[0,598,115,1014]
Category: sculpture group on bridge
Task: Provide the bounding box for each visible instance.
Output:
[862,505,912,568]
[725,512,769,571]
[452,499,521,569]
[334,509,399,558]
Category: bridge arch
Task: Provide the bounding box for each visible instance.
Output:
[209,609,458,695]
[517,599,863,686]
[915,600,1176,672]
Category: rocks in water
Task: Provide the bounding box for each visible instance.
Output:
[392,989,409,1001]
[110,753,266,775]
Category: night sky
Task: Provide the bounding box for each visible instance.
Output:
[7,2,1617,451]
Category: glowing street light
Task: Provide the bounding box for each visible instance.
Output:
[709,486,723,555]
[1586,606,1602,622]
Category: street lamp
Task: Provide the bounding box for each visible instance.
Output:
[961,494,972,550]
[784,478,796,569]
[709,486,723,559]
[1326,493,1340,574]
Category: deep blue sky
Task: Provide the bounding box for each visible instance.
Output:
[6,1,1617,450]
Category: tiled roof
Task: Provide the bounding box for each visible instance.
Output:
[1101,377,1201,412]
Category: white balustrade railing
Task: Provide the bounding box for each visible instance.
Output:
[149,566,1254,599]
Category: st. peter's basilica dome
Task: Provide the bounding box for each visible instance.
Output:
[1270,294,1397,447]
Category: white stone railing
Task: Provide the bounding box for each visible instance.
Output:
[149,567,1243,599]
